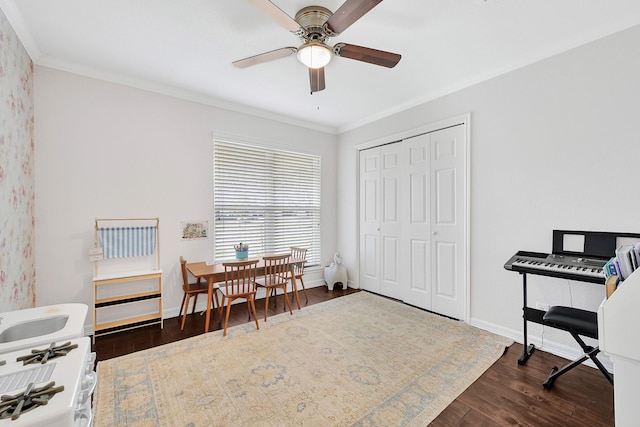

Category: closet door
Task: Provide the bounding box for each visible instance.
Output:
[358,144,406,299]
[358,122,467,320]
[359,148,381,293]
[378,143,406,300]
[403,134,431,308]
[430,125,466,319]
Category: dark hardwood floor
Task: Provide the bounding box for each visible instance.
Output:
[92,287,614,426]
[431,342,614,426]
[92,285,360,361]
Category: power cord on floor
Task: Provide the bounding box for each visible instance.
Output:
[568,280,574,307]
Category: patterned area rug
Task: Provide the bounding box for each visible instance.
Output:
[94,292,512,426]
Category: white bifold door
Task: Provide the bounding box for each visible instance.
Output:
[359,124,467,320]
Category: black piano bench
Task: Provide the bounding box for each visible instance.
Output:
[541,306,614,390]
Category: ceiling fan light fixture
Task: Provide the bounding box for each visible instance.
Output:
[297,42,332,69]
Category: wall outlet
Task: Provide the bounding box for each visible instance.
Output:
[536,303,550,311]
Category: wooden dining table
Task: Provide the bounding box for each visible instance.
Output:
[186,256,305,333]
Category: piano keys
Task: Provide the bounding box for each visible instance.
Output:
[504,250,606,283]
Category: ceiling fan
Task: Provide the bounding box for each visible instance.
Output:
[233,0,402,93]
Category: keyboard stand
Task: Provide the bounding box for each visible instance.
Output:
[518,272,547,364]
[517,270,602,365]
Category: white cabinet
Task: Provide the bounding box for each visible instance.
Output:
[598,269,640,426]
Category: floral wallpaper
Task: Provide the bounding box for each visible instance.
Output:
[0,9,36,311]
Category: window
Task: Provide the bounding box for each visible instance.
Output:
[213,139,321,266]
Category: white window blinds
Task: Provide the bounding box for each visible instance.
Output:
[213,139,321,266]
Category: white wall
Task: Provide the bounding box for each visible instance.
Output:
[337,24,640,359]
[33,22,640,360]
[33,67,337,328]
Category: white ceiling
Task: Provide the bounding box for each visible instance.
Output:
[2,0,640,133]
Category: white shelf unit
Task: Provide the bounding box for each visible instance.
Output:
[92,218,162,342]
[598,269,640,426]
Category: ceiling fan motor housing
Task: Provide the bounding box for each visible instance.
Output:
[295,6,333,42]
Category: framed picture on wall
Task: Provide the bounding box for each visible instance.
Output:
[181,221,208,240]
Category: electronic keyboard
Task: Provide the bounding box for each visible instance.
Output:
[504,250,606,283]
[505,230,640,366]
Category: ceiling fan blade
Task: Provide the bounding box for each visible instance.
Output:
[247,0,303,33]
[334,43,401,68]
[309,67,326,93]
[233,47,297,68]
[325,0,383,35]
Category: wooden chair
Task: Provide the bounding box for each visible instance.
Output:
[180,256,219,331]
[255,254,293,321]
[287,247,308,304]
[217,259,260,337]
